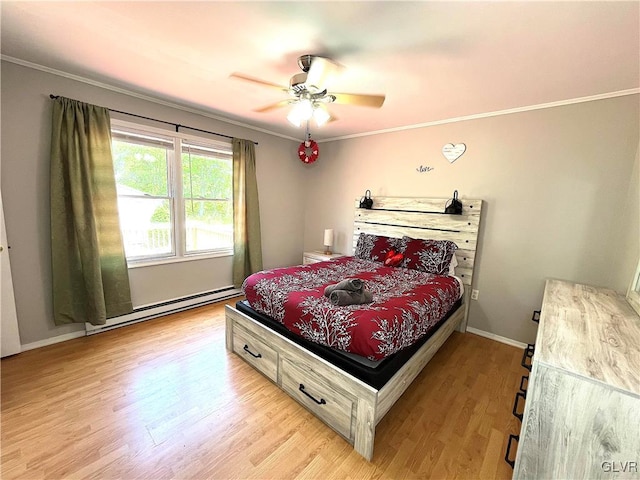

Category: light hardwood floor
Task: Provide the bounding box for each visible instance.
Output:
[1,298,523,479]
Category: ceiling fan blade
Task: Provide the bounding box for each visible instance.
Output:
[331,92,386,108]
[306,57,341,91]
[229,73,288,91]
[253,99,293,113]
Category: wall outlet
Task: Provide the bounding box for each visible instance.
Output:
[471,289,479,300]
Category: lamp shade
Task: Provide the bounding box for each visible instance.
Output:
[313,104,331,127]
[323,229,334,247]
[287,99,314,127]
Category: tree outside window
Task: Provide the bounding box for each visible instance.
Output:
[111,123,233,263]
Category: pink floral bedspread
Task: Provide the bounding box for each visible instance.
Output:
[242,256,461,360]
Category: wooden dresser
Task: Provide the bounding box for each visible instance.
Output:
[513,279,640,479]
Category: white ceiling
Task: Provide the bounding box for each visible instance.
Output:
[1,1,639,141]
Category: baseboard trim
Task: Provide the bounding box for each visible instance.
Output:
[19,289,242,352]
[85,287,242,335]
[21,330,86,352]
[466,326,527,349]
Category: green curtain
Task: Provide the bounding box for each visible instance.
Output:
[232,138,263,288]
[50,97,133,325]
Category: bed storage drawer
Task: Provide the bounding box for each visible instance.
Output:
[281,357,355,440]
[232,324,279,383]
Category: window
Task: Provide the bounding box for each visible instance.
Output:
[181,141,233,254]
[111,121,233,263]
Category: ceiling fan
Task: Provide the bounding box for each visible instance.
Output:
[230,54,385,127]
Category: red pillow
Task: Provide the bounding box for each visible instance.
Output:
[354,233,404,263]
[401,238,457,275]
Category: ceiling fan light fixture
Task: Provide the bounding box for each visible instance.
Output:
[287,107,303,127]
[313,104,331,127]
[287,99,314,127]
[299,98,314,120]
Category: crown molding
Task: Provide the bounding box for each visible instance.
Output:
[320,88,640,142]
[3,55,637,145]
[1,55,300,142]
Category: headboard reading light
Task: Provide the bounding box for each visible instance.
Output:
[359,189,373,209]
[444,190,463,214]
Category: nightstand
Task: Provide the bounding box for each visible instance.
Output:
[303,251,344,265]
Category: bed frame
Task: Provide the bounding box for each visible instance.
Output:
[225,196,483,460]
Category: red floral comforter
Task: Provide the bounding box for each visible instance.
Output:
[242,256,461,360]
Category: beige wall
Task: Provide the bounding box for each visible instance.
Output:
[304,96,639,344]
[1,61,306,345]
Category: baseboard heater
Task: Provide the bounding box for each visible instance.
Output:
[85,286,242,335]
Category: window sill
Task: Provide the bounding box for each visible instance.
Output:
[127,250,233,269]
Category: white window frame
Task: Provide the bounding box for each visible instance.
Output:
[111,119,233,267]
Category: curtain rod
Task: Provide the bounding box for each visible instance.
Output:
[49,94,258,145]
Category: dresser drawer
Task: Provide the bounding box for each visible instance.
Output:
[281,357,355,440]
[232,324,279,383]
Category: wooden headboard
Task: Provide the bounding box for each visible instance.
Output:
[353,196,483,332]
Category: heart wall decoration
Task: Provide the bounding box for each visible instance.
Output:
[442,143,466,163]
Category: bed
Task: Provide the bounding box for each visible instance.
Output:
[225,196,483,460]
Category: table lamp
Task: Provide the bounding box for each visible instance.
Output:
[323,229,334,255]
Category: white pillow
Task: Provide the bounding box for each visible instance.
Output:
[448,254,458,276]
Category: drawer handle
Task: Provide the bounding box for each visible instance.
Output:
[519,375,529,394]
[512,391,526,421]
[243,344,262,359]
[504,434,519,468]
[299,384,326,405]
[531,310,541,323]
[521,344,534,371]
